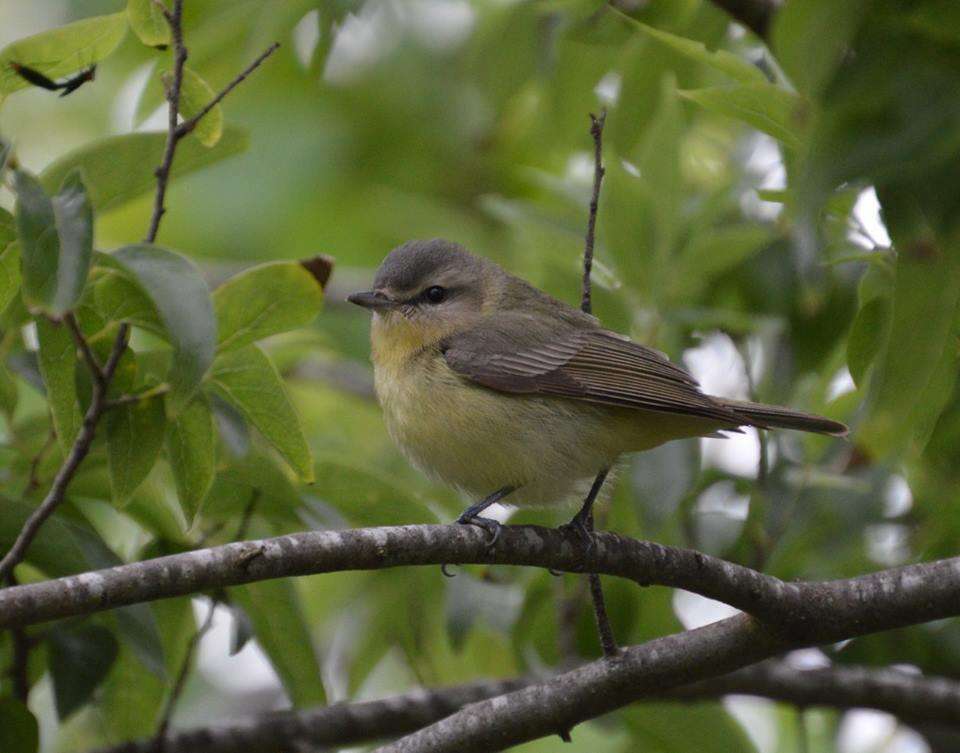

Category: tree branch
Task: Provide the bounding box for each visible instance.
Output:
[175,42,280,139]
[3,524,960,639]
[86,661,960,753]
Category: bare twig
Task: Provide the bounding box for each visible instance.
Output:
[146,2,278,243]
[145,0,188,244]
[576,109,617,658]
[152,599,217,752]
[0,330,128,582]
[580,110,606,314]
[176,43,280,139]
[0,0,278,588]
[86,661,960,753]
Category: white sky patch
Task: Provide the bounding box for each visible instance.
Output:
[723,697,779,753]
[852,187,893,249]
[865,523,911,567]
[324,2,403,84]
[407,0,475,52]
[194,598,284,697]
[324,0,474,83]
[111,61,155,133]
[293,10,321,69]
[827,366,856,401]
[685,332,761,477]
[594,71,621,106]
[672,590,740,630]
[883,474,913,518]
[740,134,786,222]
[838,710,930,753]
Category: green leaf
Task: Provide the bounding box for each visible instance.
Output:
[611,8,765,84]
[0,12,127,100]
[864,251,960,455]
[0,242,22,314]
[106,395,167,504]
[0,207,15,249]
[36,317,82,451]
[0,698,38,753]
[312,457,438,526]
[171,67,223,148]
[106,245,216,412]
[166,394,216,522]
[50,171,94,314]
[13,170,93,315]
[209,345,314,482]
[230,580,327,707]
[47,624,119,720]
[623,702,758,753]
[91,268,164,335]
[675,225,773,297]
[127,0,171,48]
[772,0,868,98]
[679,84,804,149]
[847,295,890,387]
[13,171,58,312]
[40,127,250,213]
[214,260,327,353]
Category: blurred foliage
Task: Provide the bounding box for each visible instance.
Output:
[0,1,958,751]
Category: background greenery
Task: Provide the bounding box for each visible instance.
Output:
[1,1,959,751]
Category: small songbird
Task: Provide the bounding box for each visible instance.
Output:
[348,239,847,541]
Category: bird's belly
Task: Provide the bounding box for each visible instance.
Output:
[375,356,626,506]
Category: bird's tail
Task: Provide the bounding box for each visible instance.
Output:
[719,398,848,436]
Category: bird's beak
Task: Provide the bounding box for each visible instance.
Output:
[347,290,394,310]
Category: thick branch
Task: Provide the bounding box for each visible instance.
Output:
[87,662,960,753]
[681,660,960,727]
[3,524,960,641]
[379,616,778,752]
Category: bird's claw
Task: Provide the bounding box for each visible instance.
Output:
[440,563,458,578]
[456,513,502,548]
[560,512,596,562]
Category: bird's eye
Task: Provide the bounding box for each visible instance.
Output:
[424,286,446,304]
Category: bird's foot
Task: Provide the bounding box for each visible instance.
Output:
[456,510,502,549]
[560,510,596,563]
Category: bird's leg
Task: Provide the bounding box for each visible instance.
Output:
[455,485,515,547]
[562,468,609,552]
[563,468,619,657]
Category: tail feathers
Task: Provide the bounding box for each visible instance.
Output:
[719,398,848,437]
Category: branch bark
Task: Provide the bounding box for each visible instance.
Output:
[3,523,960,640]
[86,661,960,753]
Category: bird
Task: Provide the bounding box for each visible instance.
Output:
[348,239,847,542]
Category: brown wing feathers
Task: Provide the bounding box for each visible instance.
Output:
[442,318,847,436]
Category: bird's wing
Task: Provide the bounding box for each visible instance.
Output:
[441,313,742,426]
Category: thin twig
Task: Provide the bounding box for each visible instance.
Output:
[0,0,278,585]
[152,599,217,753]
[176,43,281,139]
[145,0,188,244]
[0,329,127,582]
[580,110,606,314]
[577,109,617,657]
[64,312,104,384]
